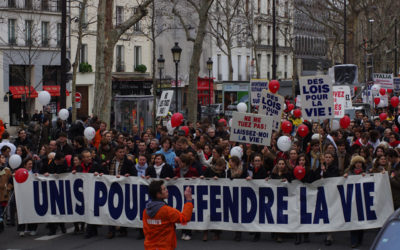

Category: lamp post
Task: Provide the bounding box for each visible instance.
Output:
[157,55,165,96]
[171,42,182,113]
[343,0,347,64]
[272,0,277,79]
[207,58,213,107]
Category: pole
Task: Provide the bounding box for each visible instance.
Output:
[395,18,398,75]
[343,0,347,64]
[272,0,277,79]
[159,68,162,95]
[208,70,211,107]
[60,0,67,108]
[175,62,178,113]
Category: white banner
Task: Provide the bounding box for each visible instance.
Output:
[250,79,268,107]
[15,173,394,233]
[394,77,400,92]
[156,90,174,117]
[333,86,352,118]
[230,111,273,146]
[300,75,334,120]
[258,89,284,130]
[373,73,394,89]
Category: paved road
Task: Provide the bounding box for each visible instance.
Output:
[0,223,378,250]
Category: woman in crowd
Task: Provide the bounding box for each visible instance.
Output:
[145,154,174,179]
[156,137,176,168]
[369,155,391,173]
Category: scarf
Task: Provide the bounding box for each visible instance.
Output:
[136,163,148,177]
[310,151,320,171]
[180,167,189,177]
[154,163,165,178]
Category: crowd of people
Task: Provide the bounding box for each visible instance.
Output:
[0,107,400,249]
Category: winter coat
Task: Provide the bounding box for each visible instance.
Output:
[146,164,175,179]
[108,156,137,176]
[156,149,176,168]
[0,167,12,202]
[391,175,400,209]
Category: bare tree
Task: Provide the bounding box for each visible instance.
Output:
[172,0,214,124]
[208,0,247,80]
[93,0,153,126]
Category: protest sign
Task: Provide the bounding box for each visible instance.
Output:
[15,173,394,233]
[300,75,334,120]
[258,89,284,130]
[250,79,268,107]
[394,77,400,92]
[333,86,352,118]
[156,90,173,117]
[230,111,273,146]
[373,73,394,89]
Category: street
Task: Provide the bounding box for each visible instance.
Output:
[0,224,379,250]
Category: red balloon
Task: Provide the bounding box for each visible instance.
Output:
[65,155,72,167]
[388,89,393,94]
[281,121,292,134]
[394,127,399,133]
[374,97,380,105]
[269,80,280,94]
[180,126,189,136]
[340,116,351,129]
[293,109,302,118]
[391,96,400,107]
[15,168,29,183]
[297,124,309,138]
[380,88,386,95]
[171,113,184,128]
[218,118,227,127]
[287,103,295,112]
[294,166,306,180]
[354,87,358,92]
[379,113,387,121]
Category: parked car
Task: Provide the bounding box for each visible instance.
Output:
[371,208,400,250]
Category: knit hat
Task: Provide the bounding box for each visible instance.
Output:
[350,155,365,167]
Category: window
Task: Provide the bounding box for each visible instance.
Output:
[43,66,61,86]
[257,53,261,75]
[245,0,249,14]
[257,0,260,13]
[284,27,288,46]
[41,0,49,11]
[134,21,141,32]
[267,25,271,45]
[134,46,142,69]
[9,65,32,126]
[80,44,88,63]
[8,0,16,8]
[80,3,88,29]
[237,25,241,47]
[56,0,61,11]
[237,55,241,80]
[25,20,33,46]
[257,24,262,44]
[57,23,61,46]
[41,22,49,46]
[116,45,125,72]
[217,54,221,80]
[284,55,288,79]
[8,19,16,45]
[267,0,271,14]
[116,6,124,26]
[25,0,32,9]
[284,1,289,18]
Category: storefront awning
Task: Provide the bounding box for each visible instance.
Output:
[9,86,38,99]
[43,85,60,97]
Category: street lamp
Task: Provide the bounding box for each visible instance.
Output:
[157,54,165,96]
[369,19,374,46]
[171,42,182,113]
[207,57,213,107]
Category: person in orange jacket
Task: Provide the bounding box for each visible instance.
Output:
[93,122,107,149]
[143,180,193,250]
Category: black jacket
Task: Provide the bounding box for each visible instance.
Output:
[107,156,137,176]
[227,167,248,179]
[40,159,68,174]
[145,164,174,178]
[203,167,227,178]
[249,166,267,179]
[75,160,107,174]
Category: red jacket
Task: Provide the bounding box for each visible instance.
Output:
[143,202,193,250]
[174,167,199,178]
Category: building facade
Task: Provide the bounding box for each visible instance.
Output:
[0,0,63,126]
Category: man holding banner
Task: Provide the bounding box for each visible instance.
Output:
[143,181,193,250]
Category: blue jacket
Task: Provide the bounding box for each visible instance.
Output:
[156,149,176,168]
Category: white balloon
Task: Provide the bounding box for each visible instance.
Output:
[9,154,22,169]
[371,85,379,95]
[58,109,69,121]
[230,146,243,159]
[331,120,340,131]
[277,136,292,152]
[398,115,400,124]
[237,102,247,113]
[229,118,233,127]
[284,104,287,110]
[311,133,320,141]
[84,127,96,140]
[38,91,51,106]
